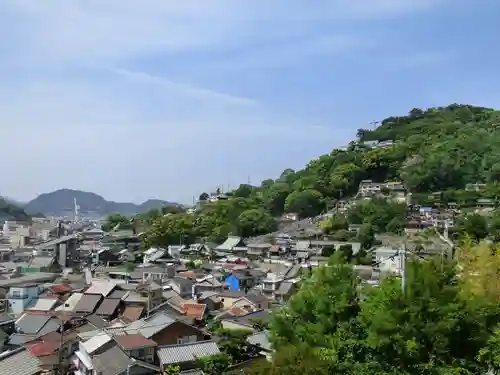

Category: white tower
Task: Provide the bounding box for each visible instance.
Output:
[74,197,80,223]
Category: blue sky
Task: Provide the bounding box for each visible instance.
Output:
[1,0,499,204]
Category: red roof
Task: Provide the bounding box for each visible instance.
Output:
[28,341,59,357]
[48,284,72,294]
[114,334,156,349]
[183,303,206,320]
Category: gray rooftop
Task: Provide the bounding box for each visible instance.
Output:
[0,348,42,375]
[16,313,58,335]
[35,234,78,250]
[92,345,134,375]
[0,272,58,287]
[157,340,220,366]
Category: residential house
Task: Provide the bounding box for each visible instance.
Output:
[180,243,210,257]
[95,298,121,321]
[142,247,166,264]
[274,281,296,303]
[477,198,496,209]
[215,236,247,254]
[114,334,157,364]
[291,240,310,254]
[85,280,117,297]
[74,333,116,375]
[7,283,41,314]
[137,265,175,284]
[193,276,224,295]
[217,290,247,310]
[126,311,207,346]
[246,243,272,259]
[121,306,144,323]
[230,294,269,311]
[373,247,402,275]
[261,273,284,300]
[157,341,220,372]
[247,330,273,361]
[219,310,271,331]
[74,294,103,315]
[12,313,61,342]
[169,277,193,298]
[224,271,256,292]
[136,282,163,309]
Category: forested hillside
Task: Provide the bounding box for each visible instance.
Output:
[137,104,500,246]
[0,197,30,221]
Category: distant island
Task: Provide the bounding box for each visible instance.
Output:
[19,188,179,217]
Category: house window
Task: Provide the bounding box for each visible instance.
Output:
[138,348,145,357]
[12,291,20,297]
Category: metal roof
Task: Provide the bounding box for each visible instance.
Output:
[129,311,176,338]
[74,294,102,313]
[157,340,220,366]
[247,330,272,351]
[85,280,117,296]
[0,348,42,375]
[55,292,83,312]
[81,333,113,354]
[16,313,51,335]
[25,298,58,312]
[95,298,121,316]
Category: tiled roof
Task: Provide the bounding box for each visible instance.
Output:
[121,306,143,322]
[95,298,121,316]
[114,334,157,350]
[157,341,220,366]
[27,340,59,357]
[92,345,133,375]
[183,303,206,320]
[0,348,42,375]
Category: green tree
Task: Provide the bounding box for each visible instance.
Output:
[319,213,348,234]
[456,213,489,241]
[236,209,277,238]
[102,213,132,232]
[198,353,232,375]
[233,184,255,198]
[284,189,323,218]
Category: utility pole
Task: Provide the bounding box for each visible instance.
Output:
[400,242,406,294]
[55,316,65,375]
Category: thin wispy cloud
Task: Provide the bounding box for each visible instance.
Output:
[0,0,493,203]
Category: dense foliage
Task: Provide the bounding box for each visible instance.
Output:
[256,246,500,375]
[104,104,500,246]
[0,197,30,221]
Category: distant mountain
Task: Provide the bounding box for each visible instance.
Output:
[0,197,30,221]
[23,189,178,217]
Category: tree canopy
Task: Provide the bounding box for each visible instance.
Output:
[257,247,500,375]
